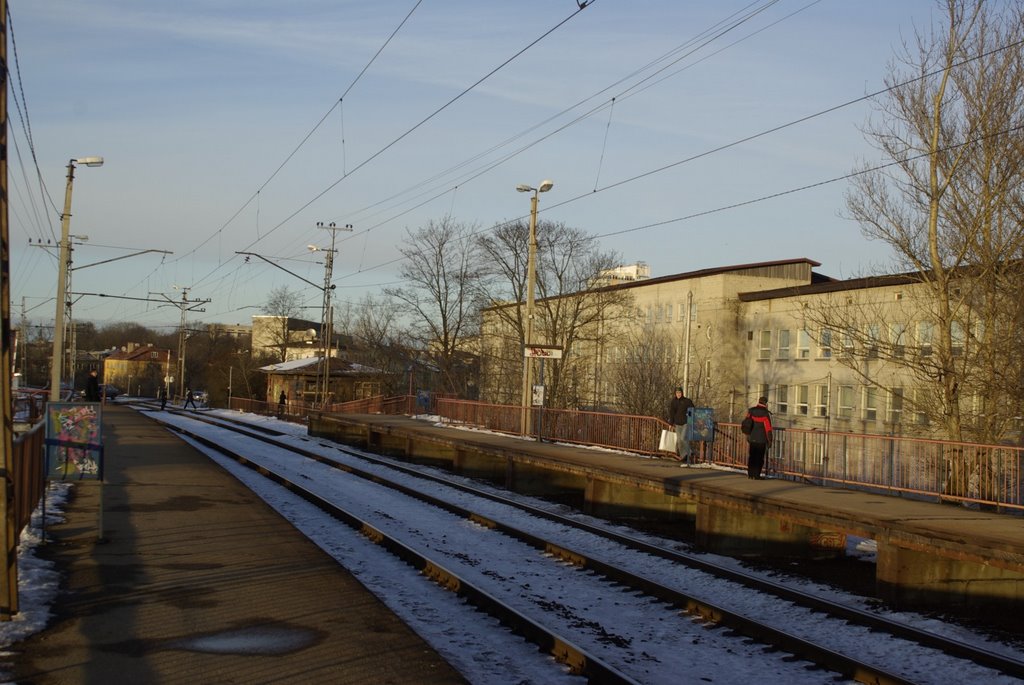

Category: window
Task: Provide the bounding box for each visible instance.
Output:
[888,387,903,424]
[889,322,907,359]
[863,387,879,421]
[815,385,829,417]
[798,330,811,359]
[679,303,687,322]
[917,321,934,357]
[951,320,965,357]
[758,330,772,360]
[655,304,663,323]
[796,385,809,415]
[865,323,881,359]
[838,386,855,418]
[817,329,832,359]
[758,384,770,406]
[912,388,929,425]
[776,385,789,414]
[689,300,698,322]
[665,304,673,323]
[777,329,791,359]
[704,359,712,380]
[841,329,855,358]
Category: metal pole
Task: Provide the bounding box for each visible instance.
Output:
[520,191,538,435]
[0,0,20,617]
[49,162,76,402]
[683,290,693,395]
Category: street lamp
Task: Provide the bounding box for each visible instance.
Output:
[516,179,553,435]
[50,157,103,402]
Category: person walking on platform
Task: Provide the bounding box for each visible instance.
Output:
[85,370,101,402]
[668,387,695,464]
[742,396,773,479]
[278,390,287,418]
[159,386,167,411]
[184,388,197,410]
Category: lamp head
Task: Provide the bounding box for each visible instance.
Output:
[515,184,532,193]
[75,156,104,167]
[307,245,319,252]
[538,179,554,193]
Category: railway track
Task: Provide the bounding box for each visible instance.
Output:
[149,407,1024,684]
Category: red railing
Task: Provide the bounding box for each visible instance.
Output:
[12,421,46,535]
[236,393,1023,511]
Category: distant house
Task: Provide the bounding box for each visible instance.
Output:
[103,344,172,397]
[260,356,388,406]
[251,315,329,362]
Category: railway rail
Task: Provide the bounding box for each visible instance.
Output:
[148,407,1024,684]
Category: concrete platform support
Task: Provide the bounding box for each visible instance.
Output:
[876,541,1024,614]
[584,477,695,523]
[694,501,844,559]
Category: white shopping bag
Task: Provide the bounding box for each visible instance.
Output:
[659,429,677,452]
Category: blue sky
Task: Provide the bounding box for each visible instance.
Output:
[8,0,942,330]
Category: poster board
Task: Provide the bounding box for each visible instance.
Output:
[685,407,715,442]
[45,402,104,480]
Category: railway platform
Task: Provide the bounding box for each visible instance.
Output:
[310,411,1024,619]
[7,405,466,684]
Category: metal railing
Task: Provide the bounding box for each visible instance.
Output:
[710,423,1024,512]
[11,420,46,535]
[236,393,1022,512]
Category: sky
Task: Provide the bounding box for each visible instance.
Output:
[7,0,949,332]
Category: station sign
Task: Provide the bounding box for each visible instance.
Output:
[524,345,563,359]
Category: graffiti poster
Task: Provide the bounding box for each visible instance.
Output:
[45,402,104,480]
[686,407,715,443]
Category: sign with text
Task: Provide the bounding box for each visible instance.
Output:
[524,345,563,359]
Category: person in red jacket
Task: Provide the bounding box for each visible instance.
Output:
[743,396,773,479]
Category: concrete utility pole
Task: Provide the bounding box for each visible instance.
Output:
[515,180,553,435]
[152,288,210,398]
[48,156,102,402]
[313,221,351,407]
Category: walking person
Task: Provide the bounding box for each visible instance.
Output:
[742,396,773,479]
[277,390,287,419]
[668,387,695,465]
[84,370,101,402]
[184,388,197,410]
[159,386,167,411]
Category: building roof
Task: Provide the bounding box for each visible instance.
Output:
[104,346,171,362]
[259,357,383,376]
[738,271,924,302]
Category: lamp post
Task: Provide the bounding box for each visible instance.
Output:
[516,179,553,435]
[312,221,352,407]
[49,157,103,402]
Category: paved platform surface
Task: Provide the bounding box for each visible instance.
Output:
[8,406,466,685]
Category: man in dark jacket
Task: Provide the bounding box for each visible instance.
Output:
[743,396,773,479]
[668,387,695,464]
[85,370,101,402]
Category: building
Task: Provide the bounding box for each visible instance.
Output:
[103,344,172,397]
[260,357,386,406]
[251,315,327,361]
[479,257,1013,441]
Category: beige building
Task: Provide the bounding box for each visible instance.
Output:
[480,258,971,437]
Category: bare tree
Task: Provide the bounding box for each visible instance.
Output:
[820,0,1024,442]
[386,218,485,396]
[477,219,632,409]
[260,286,304,362]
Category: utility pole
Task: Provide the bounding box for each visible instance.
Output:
[152,288,210,399]
[0,0,18,618]
[313,222,351,407]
